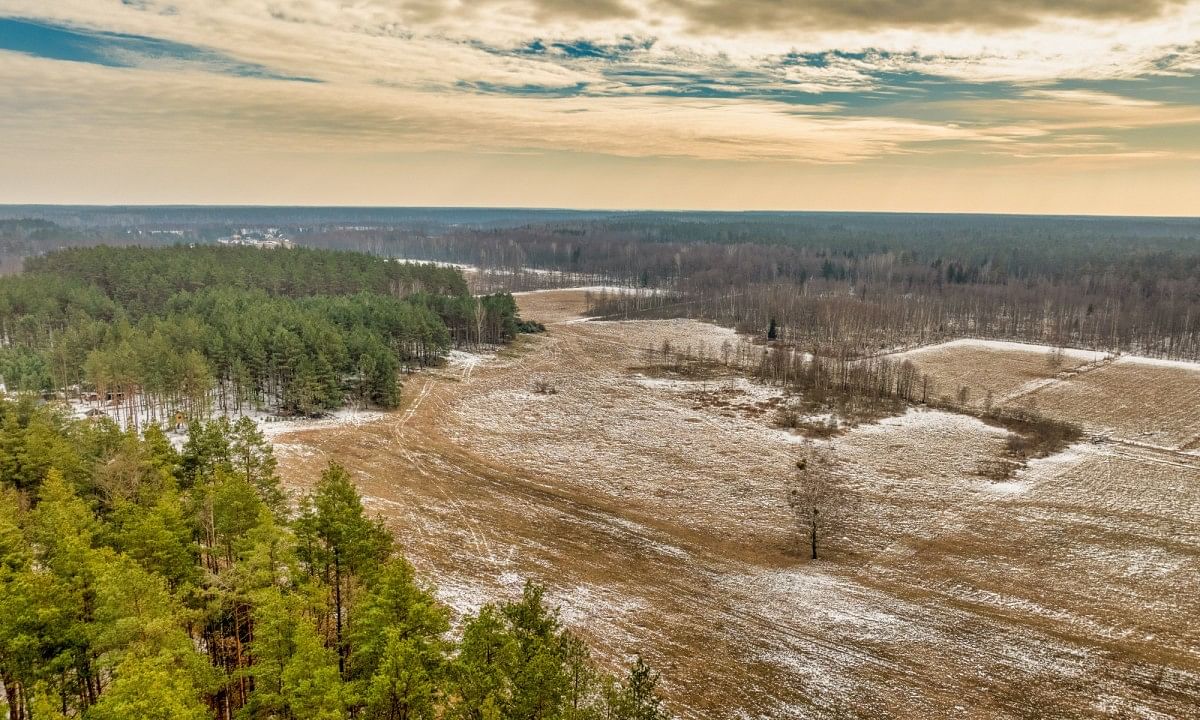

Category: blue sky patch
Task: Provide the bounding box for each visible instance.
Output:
[0,17,317,81]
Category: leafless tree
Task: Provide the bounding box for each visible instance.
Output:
[1046,346,1065,370]
[786,446,847,560]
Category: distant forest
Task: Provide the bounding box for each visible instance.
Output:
[303,213,1200,359]
[0,246,523,422]
[5,208,1200,360]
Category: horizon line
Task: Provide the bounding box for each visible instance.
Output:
[2,203,1199,222]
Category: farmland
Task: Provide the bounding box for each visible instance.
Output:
[273,289,1200,719]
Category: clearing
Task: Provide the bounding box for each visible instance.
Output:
[275,290,1200,719]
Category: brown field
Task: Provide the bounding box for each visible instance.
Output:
[275,291,1200,719]
[893,339,1110,408]
[894,340,1200,451]
[1019,357,1200,450]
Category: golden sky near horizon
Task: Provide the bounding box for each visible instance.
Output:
[0,0,1198,214]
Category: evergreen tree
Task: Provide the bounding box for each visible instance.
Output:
[281,618,346,720]
[364,631,437,720]
[228,416,284,513]
[503,582,571,720]
[88,653,210,720]
[295,462,392,677]
[610,657,668,720]
[350,557,450,685]
[450,606,518,720]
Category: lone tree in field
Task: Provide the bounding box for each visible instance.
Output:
[1046,345,1065,370]
[786,446,846,560]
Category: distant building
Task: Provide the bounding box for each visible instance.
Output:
[216,229,294,249]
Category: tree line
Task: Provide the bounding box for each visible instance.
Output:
[303,216,1200,359]
[0,247,525,423]
[0,398,670,720]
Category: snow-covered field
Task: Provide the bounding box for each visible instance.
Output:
[271,290,1200,719]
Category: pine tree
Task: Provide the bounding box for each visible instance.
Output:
[282,618,346,720]
[450,606,517,720]
[614,656,668,720]
[242,588,306,719]
[364,631,437,720]
[110,491,198,591]
[229,416,284,513]
[181,418,233,488]
[88,653,210,720]
[295,462,392,678]
[349,557,449,685]
[503,582,570,720]
[562,632,599,720]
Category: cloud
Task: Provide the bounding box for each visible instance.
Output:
[0,16,317,81]
[656,0,1189,31]
[0,0,1198,211]
[245,0,1191,32]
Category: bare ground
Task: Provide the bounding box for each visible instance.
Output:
[275,290,1200,719]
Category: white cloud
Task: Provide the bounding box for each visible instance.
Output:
[0,0,1198,177]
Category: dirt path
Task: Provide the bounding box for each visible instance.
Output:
[275,290,1200,719]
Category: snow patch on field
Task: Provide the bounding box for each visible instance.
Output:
[631,374,782,404]
[984,480,1031,494]
[443,349,498,379]
[392,257,477,272]
[897,339,1111,362]
[259,408,387,439]
[271,442,319,459]
[1114,355,1200,371]
[446,350,487,368]
[514,285,667,296]
[435,577,492,619]
[848,406,1000,438]
[432,571,647,653]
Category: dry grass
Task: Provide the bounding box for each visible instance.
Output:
[894,340,1108,409]
[1019,358,1200,450]
[273,292,1200,719]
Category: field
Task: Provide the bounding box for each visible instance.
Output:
[274,290,1200,719]
[891,339,1111,408]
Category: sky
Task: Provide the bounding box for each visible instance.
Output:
[0,1,1198,214]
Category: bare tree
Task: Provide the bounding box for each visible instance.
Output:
[1046,346,1065,370]
[786,446,847,560]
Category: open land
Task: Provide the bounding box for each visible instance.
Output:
[275,289,1200,719]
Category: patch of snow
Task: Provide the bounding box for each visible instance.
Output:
[446,350,486,368]
[897,339,1111,363]
[392,257,478,272]
[259,408,387,439]
[1114,355,1200,371]
[513,285,667,296]
[984,480,1030,495]
[552,583,646,627]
